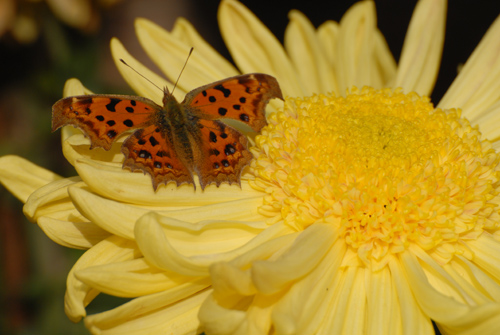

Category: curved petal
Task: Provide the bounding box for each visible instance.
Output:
[373,29,397,88]
[136,213,294,277]
[394,0,446,96]
[68,185,266,240]
[284,10,337,95]
[38,217,111,250]
[218,0,302,97]
[335,1,377,92]
[317,21,339,78]
[75,258,201,297]
[73,156,262,206]
[401,249,500,334]
[136,18,237,93]
[23,176,83,222]
[65,236,140,322]
[252,224,337,294]
[0,155,62,203]
[85,287,211,335]
[110,37,169,105]
[472,99,500,142]
[438,13,500,120]
[172,18,238,76]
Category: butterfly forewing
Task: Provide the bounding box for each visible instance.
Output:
[52,95,158,150]
[184,73,283,132]
[122,124,194,190]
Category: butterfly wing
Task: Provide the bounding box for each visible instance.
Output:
[183,73,283,132]
[122,124,194,190]
[193,118,252,190]
[52,95,158,150]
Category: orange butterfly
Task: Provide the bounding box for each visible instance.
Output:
[52,68,283,191]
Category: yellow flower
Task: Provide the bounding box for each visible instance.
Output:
[2,1,500,335]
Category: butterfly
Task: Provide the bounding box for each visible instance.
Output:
[52,71,283,191]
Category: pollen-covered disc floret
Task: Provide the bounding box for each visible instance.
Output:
[250,87,500,269]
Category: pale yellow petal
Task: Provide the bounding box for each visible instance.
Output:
[61,130,124,168]
[199,293,248,335]
[73,156,262,206]
[271,240,346,334]
[135,211,273,276]
[388,257,437,333]
[136,18,237,92]
[65,236,139,322]
[452,256,500,301]
[394,0,446,96]
[75,258,202,297]
[110,37,169,105]
[470,99,500,142]
[251,224,337,294]
[62,77,94,97]
[321,267,360,333]
[366,266,401,333]
[317,21,339,75]
[467,233,500,280]
[23,176,82,222]
[0,155,62,203]
[340,268,367,335]
[86,288,211,335]
[335,1,377,92]
[438,13,500,120]
[68,185,266,240]
[218,0,302,97]
[373,29,397,87]
[38,216,111,250]
[401,249,500,334]
[284,10,337,95]
[171,17,238,76]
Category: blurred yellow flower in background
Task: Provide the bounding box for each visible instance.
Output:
[2,0,500,334]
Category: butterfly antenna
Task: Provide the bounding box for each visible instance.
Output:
[119,59,163,93]
[171,47,194,95]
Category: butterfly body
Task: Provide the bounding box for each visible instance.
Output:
[52,73,283,191]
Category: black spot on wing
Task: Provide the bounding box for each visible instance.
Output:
[107,130,117,139]
[209,131,217,143]
[214,84,231,98]
[123,119,134,127]
[96,115,104,121]
[209,96,216,103]
[106,98,120,112]
[218,107,227,116]
[139,150,152,159]
[126,107,134,113]
[224,144,236,156]
[107,120,116,126]
[149,136,159,147]
[239,114,250,122]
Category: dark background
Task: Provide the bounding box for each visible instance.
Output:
[1,1,499,334]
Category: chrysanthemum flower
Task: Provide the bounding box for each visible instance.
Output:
[2,0,500,334]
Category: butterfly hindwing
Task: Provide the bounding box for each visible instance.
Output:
[183,73,284,132]
[194,119,252,189]
[52,95,158,150]
[121,124,194,190]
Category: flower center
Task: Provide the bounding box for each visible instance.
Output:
[250,87,500,269]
